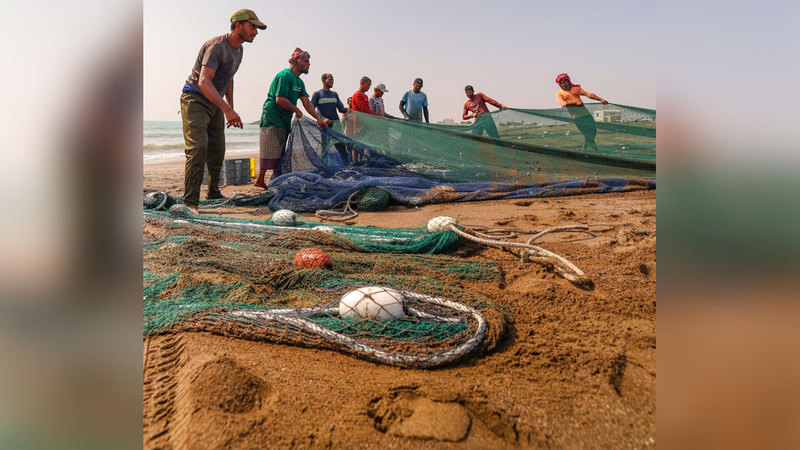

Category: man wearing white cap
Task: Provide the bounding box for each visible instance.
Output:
[369,83,394,118]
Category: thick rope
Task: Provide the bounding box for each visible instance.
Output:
[206,290,486,369]
[200,193,244,209]
[461,224,597,242]
[448,224,593,287]
[527,225,596,244]
[144,191,170,210]
[315,191,360,222]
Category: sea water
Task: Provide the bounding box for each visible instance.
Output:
[143,121,260,164]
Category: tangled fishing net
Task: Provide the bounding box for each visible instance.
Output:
[143,207,506,368]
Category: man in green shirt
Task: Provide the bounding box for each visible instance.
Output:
[254,48,330,188]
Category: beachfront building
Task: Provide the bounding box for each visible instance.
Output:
[593,108,622,122]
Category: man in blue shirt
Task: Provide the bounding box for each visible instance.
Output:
[399,77,429,123]
[310,73,350,164]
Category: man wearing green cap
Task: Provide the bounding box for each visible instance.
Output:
[180,9,266,213]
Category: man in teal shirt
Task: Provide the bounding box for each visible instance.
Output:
[254,48,330,187]
[399,77,429,123]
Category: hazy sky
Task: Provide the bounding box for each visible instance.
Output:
[144,0,656,123]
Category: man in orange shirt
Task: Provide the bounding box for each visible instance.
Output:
[555,73,608,151]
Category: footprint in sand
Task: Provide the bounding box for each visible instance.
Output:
[367,387,471,442]
[190,357,271,414]
[367,386,539,445]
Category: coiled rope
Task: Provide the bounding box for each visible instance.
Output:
[205,289,487,369]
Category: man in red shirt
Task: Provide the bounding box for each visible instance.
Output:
[462,85,507,138]
[348,78,380,163]
[351,76,380,115]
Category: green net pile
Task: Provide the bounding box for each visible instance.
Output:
[143,209,505,368]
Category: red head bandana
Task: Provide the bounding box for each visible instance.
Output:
[556,73,579,89]
[289,47,310,64]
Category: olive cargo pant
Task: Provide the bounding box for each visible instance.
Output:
[180,91,225,206]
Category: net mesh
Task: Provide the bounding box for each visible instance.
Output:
[143,211,505,368]
[278,103,654,183]
[238,104,655,211]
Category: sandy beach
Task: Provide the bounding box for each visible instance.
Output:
[143,157,656,448]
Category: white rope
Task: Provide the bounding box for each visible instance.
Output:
[527,225,596,244]
[199,192,249,209]
[447,224,593,287]
[315,191,360,222]
[207,290,486,369]
[144,191,170,210]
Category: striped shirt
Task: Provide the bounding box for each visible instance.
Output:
[311,89,346,121]
[352,91,378,115]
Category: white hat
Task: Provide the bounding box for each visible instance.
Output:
[374,83,388,93]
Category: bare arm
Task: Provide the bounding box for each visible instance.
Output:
[198,65,241,128]
[463,103,473,120]
[423,106,429,123]
[225,79,234,110]
[276,96,302,117]
[585,91,608,104]
[301,96,331,128]
[399,100,409,119]
[483,94,507,110]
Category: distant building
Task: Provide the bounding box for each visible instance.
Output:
[439,118,456,125]
[593,108,622,122]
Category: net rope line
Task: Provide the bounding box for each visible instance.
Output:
[199,192,249,209]
[191,217,409,244]
[200,290,487,368]
[143,210,410,244]
[446,224,592,287]
[459,224,596,241]
[315,191,360,222]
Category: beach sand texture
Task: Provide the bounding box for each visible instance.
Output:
[143,157,656,448]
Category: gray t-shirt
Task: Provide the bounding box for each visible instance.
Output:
[186,34,243,97]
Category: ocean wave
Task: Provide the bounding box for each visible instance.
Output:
[144,130,260,138]
[144,146,259,163]
[144,140,258,152]
[143,131,185,138]
[143,142,185,151]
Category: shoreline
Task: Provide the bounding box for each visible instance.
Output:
[143,152,261,168]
